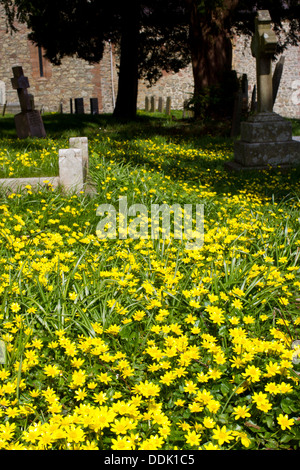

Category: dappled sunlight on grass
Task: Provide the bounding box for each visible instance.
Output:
[0,113,300,449]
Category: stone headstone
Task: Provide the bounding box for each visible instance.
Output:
[59,148,84,193]
[157,97,163,113]
[0,81,6,105]
[69,136,89,181]
[150,96,155,112]
[90,97,99,115]
[165,96,171,115]
[70,98,74,114]
[230,10,300,170]
[230,90,243,137]
[11,66,46,139]
[75,98,84,114]
[145,96,149,111]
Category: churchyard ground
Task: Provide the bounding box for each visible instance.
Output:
[0,112,300,450]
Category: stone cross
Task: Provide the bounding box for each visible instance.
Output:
[11,66,33,113]
[251,10,277,113]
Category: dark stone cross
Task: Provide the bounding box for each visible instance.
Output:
[10,66,46,139]
[11,66,33,113]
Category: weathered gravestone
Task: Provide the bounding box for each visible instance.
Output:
[90,97,99,115]
[11,66,46,139]
[230,10,300,169]
[150,96,155,112]
[157,97,163,113]
[75,98,84,114]
[165,96,171,115]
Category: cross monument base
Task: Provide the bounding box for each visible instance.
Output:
[233,112,300,168]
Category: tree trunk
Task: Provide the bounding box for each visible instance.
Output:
[186,0,239,118]
[113,2,140,119]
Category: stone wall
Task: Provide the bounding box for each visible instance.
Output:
[0,5,299,118]
[0,6,116,114]
[137,66,194,112]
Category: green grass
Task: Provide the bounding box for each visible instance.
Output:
[0,112,300,450]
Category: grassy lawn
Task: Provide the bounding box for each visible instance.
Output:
[0,112,300,450]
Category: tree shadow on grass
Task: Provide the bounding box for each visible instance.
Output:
[1,113,300,201]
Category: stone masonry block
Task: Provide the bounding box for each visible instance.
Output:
[234,140,300,167]
[59,148,84,192]
[240,119,293,143]
[69,137,88,180]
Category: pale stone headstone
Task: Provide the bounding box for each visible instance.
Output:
[69,136,89,181]
[59,148,84,192]
[230,10,300,170]
[90,97,99,115]
[75,98,84,114]
[0,81,6,105]
[11,66,46,139]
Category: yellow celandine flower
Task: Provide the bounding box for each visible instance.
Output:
[242,365,261,383]
[132,380,160,398]
[232,298,243,310]
[252,392,272,412]
[65,425,86,444]
[74,388,88,401]
[138,434,164,450]
[111,435,135,450]
[93,391,108,404]
[10,302,21,313]
[232,405,251,420]
[212,425,234,446]
[70,369,87,388]
[232,431,251,448]
[43,364,61,378]
[185,430,201,447]
[110,417,137,435]
[184,380,198,394]
[203,442,220,450]
[277,414,294,430]
[205,305,225,325]
[203,416,215,429]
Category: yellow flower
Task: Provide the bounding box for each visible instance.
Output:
[185,430,201,447]
[277,413,294,430]
[232,405,251,420]
[43,364,61,378]
[212,425,234,446]
[69,292,77,301]
[242,365,261,383]
[10,302,21,313]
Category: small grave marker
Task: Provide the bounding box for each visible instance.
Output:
[75,97,84,114]
[90,97,99,115]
